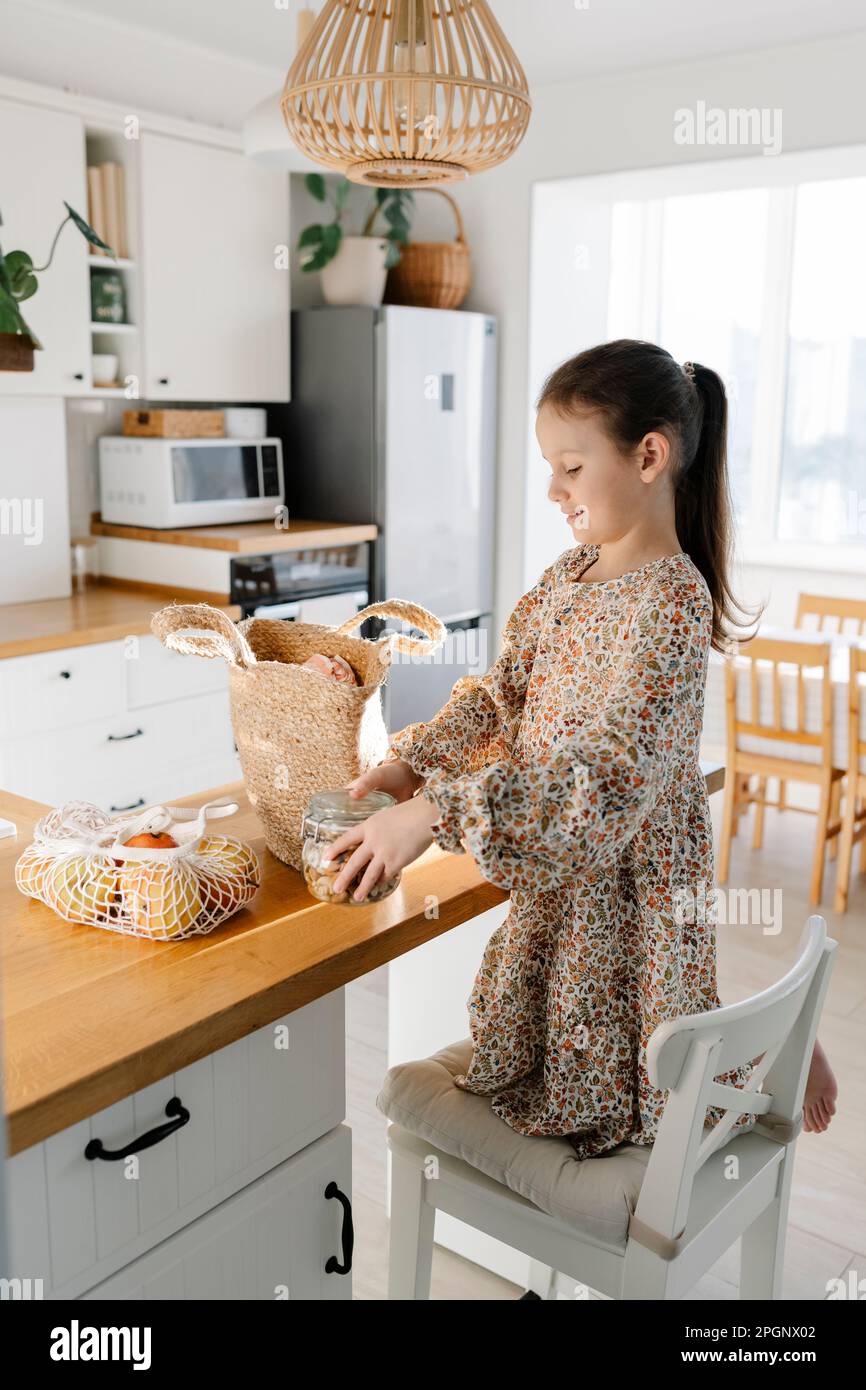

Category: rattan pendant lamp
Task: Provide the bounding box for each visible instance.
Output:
[281,0,532,187]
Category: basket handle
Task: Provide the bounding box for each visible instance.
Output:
[151,603,256,671]
[424,188,466,244]
[335,599,447,657]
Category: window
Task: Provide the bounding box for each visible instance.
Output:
[777,177,866,547]
[529,149,866,573]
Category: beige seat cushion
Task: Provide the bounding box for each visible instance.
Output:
[377,1038,652,1251]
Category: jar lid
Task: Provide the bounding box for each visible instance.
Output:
[303,787,395,835]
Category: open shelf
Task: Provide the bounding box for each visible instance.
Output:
[90,321,138,335]
[89,254,137,270]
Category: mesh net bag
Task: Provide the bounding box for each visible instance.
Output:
[15,798,260,941]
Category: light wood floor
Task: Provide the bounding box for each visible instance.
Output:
[345,788,866,1300]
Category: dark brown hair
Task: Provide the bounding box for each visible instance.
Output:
[536,338,759,651]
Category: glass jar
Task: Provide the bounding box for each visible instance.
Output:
[301,788,401,906]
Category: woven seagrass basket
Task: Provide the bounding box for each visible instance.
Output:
[152,599,446,871]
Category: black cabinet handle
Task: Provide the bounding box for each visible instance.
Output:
[110,797,146,812]
[107,728,143,742]
[59,670,71,680]
[324,1180,354,1275]
[85,1097,190,1162]
[157,376,169,385]
[73,372,84,381]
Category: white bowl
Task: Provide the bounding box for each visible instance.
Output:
[92,353,118,386]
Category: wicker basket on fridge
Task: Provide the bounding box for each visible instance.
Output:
[384,189,471,311]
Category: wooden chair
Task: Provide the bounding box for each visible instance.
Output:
[795,592,866,637]
[718,636,844,905]
[834,644,866,913]
[775,595,866,827]
[381,917,836,1300]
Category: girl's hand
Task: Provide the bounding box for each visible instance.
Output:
[346,758,423,805]
[324,793,440,902]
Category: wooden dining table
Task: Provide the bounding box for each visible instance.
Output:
[703,627,866,771]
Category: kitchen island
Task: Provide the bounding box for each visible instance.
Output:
[1,782,506,1156]
[1,763,724,1300]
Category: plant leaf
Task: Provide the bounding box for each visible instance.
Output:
[304,173,327,203]
[0,284,41,346]
[63,201,114,254]
[4,250,38,302]
[298,223,326,250]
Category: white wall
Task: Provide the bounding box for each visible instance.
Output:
[446,31,866,635]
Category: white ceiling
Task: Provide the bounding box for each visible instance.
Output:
[25,0,866,84]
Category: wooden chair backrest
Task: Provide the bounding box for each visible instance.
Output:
[725,635,833,757]
[796,592,866,637]
[847,644,866,782]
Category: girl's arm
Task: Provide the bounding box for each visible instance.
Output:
[420,573,710,892]
[383,556,561,781]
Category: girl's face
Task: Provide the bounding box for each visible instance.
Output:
[536,401,671,544]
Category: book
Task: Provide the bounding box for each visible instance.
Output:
[87,166,108,256]
[101,162,120,260]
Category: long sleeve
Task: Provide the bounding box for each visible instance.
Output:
[421,572,711,891]
[383,556,562,781]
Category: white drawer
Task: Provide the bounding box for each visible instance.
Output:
[82,1126,353,1301]
[87,754,243,817]
[7,989,346,1298]
[0,641,125,738]
[0,692,236,807]
[127,634,228,709]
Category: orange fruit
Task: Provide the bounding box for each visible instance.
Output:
[123,831,178,850]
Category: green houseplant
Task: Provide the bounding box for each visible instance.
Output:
[0,202,113,371]
[298,174,413,307]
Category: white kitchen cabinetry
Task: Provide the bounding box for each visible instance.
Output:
[0,635,240,811]
[139,132,290,403]
[0,101,91,395]
[82,1128,353,1301]
[7,992,352,1300]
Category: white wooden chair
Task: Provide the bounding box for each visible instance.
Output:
[379,915,836,1301]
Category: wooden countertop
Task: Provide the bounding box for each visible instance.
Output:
[0,580,241,661]
[0,784,507,1156]
[91,516,379,554]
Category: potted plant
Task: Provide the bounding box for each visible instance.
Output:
[298,174,413,307]
[0,202,113,371]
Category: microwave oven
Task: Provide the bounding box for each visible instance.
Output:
[98,436,285,528]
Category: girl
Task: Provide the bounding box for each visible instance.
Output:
[324,338,837,1150]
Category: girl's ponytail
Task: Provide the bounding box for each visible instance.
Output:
[536,339,760,651]
[675,362,746,651]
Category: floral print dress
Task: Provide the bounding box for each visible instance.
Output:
[385,542,750,1160]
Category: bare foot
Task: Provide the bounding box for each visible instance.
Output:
[803,1038,838,1134]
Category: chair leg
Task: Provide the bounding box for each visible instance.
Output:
[387,1145,436,1300]
[526,1259,558,1300]
[718,767,738,883]
[778,777,787,812]
[752,776,767,850]
[621,1241,675,1299]
[829,781,841,861]
[739,1200,787,1299]
[809,772,833,906]
[740,1149,795,1300]
[835,782,858,914]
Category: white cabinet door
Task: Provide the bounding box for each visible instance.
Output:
[139,133,290,403]
[82,1126,353,1301]
[0,101,91,395]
